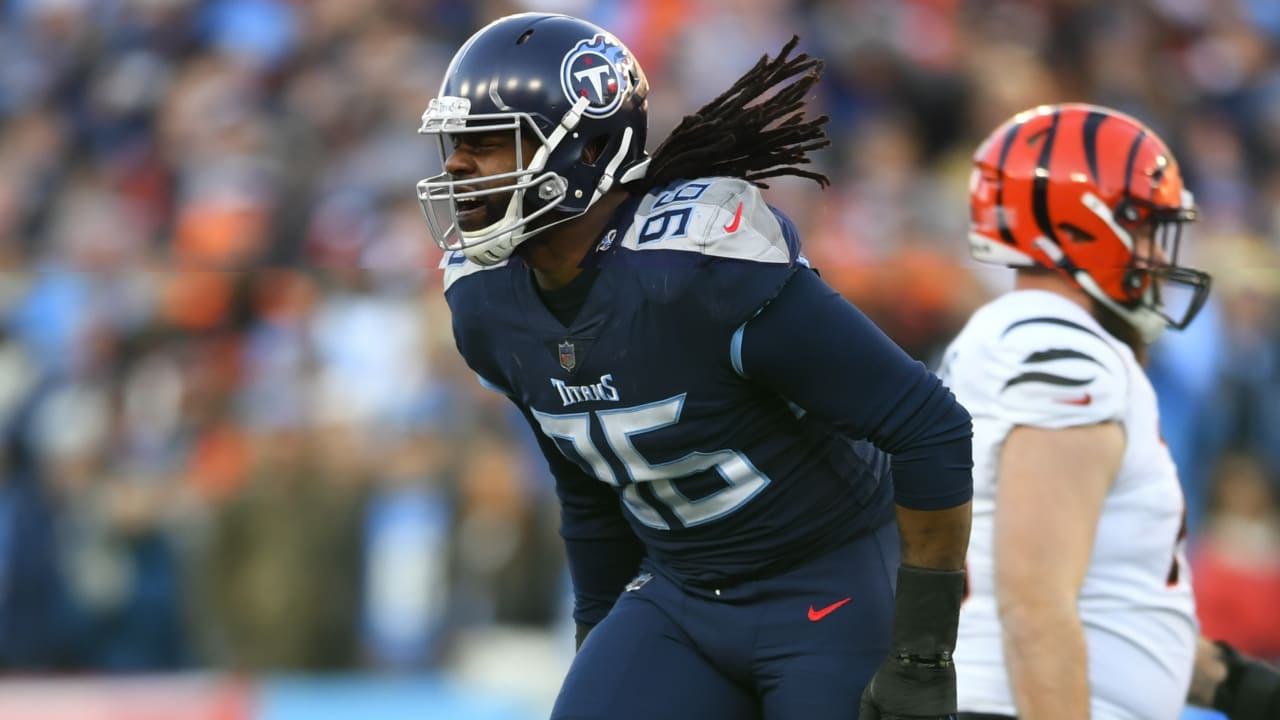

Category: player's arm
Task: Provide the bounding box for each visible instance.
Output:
[994,421,1121,719]
[738,266,972,718]
[514,406,644,649]
[737,268,973,556]
[1188,636,1280,720]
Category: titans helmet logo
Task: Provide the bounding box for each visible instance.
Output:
[560,34,633,118]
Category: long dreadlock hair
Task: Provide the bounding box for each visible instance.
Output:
[631,36,831,192]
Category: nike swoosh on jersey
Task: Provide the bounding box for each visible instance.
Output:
[1056,392,1093,406]
[723,202,744,232]
[807,597,852,622]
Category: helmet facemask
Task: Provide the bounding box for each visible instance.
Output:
[417,98,583,266]
[1074,191,1211,344]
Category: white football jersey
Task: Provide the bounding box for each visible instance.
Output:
[940,290,1197,720]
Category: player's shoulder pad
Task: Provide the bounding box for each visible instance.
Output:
[439,250,514,394]
[609,177,804,327]
[440,249,508,294]
[985,311,1130,429]
[620,177,800,264]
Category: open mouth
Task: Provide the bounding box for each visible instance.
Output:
[454,195,487,227]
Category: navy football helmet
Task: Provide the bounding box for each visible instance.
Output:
[417,13,651,265]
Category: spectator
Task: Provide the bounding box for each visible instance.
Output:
[0,0,1274,680]
[1192,452,1280,664]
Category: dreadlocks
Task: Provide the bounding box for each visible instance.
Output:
[634,36,831,192]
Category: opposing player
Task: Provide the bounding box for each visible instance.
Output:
[944,102,1280,720]
[416,12,973,720]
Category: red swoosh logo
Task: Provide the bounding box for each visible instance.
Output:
[1056,392,1092,406]
[807,597,852,622]
[723,202,744,232]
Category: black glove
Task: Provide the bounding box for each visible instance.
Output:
[859,565,964,720]
[1213,641,1280,720]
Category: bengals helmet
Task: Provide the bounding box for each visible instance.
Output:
[969,103,1211,342]
[416,13,650,265]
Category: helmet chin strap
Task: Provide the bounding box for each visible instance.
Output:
[1031,233,1166,345]
[463,231,519,266]
[1074,271,1167,344]
[459,185,526,266]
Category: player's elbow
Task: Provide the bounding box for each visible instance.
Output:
[998,595,1081,662]
[995,574,1079,637]
[911,377,975,452]
[937,382,973,439]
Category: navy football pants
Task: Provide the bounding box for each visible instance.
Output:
[551,521,901,719]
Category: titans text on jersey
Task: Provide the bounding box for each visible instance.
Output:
[551,374,621,407]
[445,176,972,625]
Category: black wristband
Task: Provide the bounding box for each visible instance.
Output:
[889,565,966,662]
[1213,641,1280,720]
[859,564,965,717]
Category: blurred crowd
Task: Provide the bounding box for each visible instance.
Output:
[0,0,1278,678]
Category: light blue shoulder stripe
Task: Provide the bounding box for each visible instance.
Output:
[731,322,749,379]
[476,373,509,395]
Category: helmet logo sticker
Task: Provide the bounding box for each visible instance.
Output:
[561,34,632,118]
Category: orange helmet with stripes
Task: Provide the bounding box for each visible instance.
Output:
[969,103,1211,342]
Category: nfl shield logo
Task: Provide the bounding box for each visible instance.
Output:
[558,341,576,371]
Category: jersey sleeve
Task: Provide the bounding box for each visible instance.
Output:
[515,407,645,627]
[985,318,1128,429]
[614,177,804,328]
[737,268,974,510]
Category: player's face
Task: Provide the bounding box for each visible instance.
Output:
[443,131,536,232]
[1131,221,1178,294]
[1128,219,1187,316]
[1129,222,1170,268]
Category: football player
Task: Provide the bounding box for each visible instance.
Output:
[416,12,974,720]
[944,103,1280,720]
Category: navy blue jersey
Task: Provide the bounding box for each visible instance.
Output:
[444,178,972,624]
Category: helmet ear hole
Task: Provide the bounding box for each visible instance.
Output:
[581,135,610,165]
